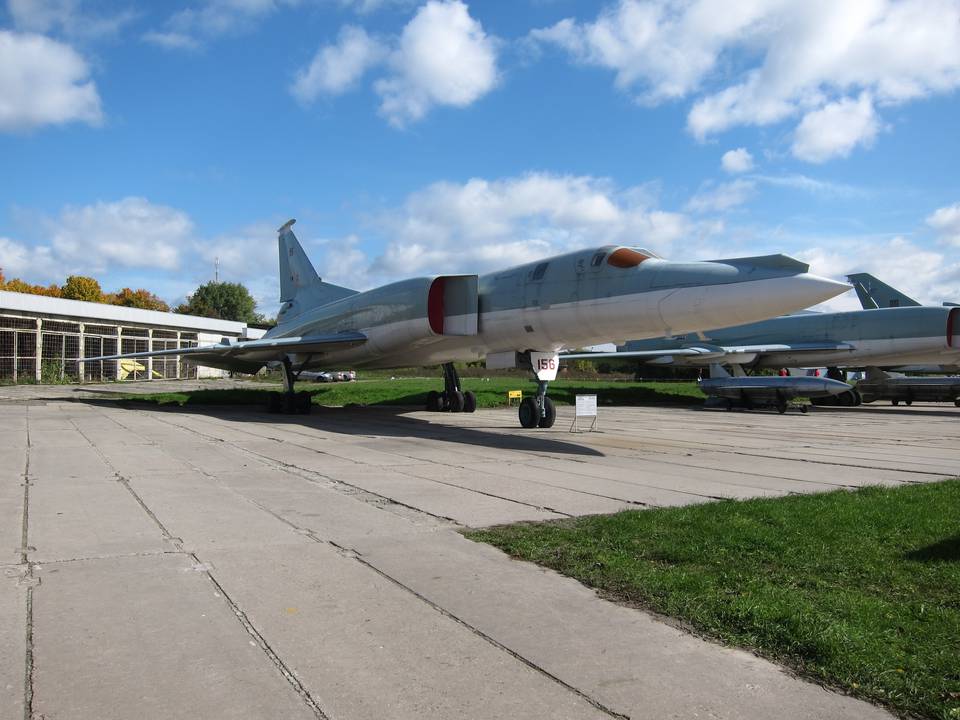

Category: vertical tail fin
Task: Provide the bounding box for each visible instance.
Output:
[847,273,920,309]
[276,220,359,323]
[278,219,321,303]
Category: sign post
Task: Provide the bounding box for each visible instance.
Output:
[571,394,598,432]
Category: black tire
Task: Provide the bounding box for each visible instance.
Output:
[905,399,913,406]
[297,393,311,414]
[776,402,787,414]
[538,396,556,428]
[463,390,477,413]
[800,405,808,414]
[852,388,863,406]
[892,399,899,406]
[448,390,465,413]
[518,397,540,428]
[954,398,960,407]
[426,390,441,412]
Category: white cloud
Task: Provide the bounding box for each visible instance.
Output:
[46,197,195,274]
[532,0,960,161]
[927,202,960,246]
[7,0,136,39]
[752,173,861,198]
[145,0,300,49]
[370,172,714,276]
[721,147,753,174]
[797,235,960,311]
[142,31,200,51]
[291,25,387,102]
[0,30,102,131]
[791,93,879,163]
[375,0,499,126]
[685,179,755,213]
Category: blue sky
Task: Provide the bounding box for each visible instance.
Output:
[2,0,960,313]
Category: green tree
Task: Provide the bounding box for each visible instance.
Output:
[176,281,259,323]
[61,275,103,302]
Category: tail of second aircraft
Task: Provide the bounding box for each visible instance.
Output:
[847,273,920,309]
[277,219,358,322]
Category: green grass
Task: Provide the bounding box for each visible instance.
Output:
[466,482,960,720]
[112,377,706,408]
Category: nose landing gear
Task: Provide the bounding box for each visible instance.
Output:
[517,351,559,429]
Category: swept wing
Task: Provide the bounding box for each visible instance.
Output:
[86,331,368,372]
[562,341,854,365]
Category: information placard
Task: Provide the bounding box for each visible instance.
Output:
[571,394,598,432]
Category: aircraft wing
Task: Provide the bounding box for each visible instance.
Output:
[562,347,727,361]
[562,341,854,364]
[85,331,368,366]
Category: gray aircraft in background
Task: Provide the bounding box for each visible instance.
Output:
[566,287,960,376]
[89,220,845,427]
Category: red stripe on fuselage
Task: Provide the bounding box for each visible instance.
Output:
[428,278,445,335]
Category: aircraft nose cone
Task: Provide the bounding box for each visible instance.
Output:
[783,274,851,308]
[655,269,850,333]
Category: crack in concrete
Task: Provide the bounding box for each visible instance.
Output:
[118,408,459,527]
[231,491,630,720]
[67,416,331,720]
[20,406,35,720]
[330,541,632,720]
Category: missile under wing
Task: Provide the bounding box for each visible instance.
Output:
[87,220,847,427]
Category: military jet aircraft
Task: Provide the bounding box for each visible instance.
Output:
[699,363,851,413]
[566,303,960,391]
[88,220,846,427]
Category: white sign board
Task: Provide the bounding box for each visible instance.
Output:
[575,394,598,416]
[571,394,598,432]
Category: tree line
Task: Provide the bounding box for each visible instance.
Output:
[0,271,272,325]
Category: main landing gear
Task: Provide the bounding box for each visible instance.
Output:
[425,363,477,414]
[267,356,312,414]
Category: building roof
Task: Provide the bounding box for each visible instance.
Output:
[0,290,247,334]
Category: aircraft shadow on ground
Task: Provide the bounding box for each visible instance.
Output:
[904,535,960,563]
[77,397,605,457]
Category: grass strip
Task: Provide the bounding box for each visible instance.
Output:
[466,481,960,720]
[112,377,705,408]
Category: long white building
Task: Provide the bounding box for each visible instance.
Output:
[0,291,266,383]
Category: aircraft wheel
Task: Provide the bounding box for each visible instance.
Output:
[892,400,899,406]
[463,391,477,413]
[852,389,863,406]
[538,397,556,428]
[800,405,808,414]
[954,398,960,407]
[905,399,913,406]
[426,390,442,412]
[448,390,465,413]
[519,397,540,428]
[296,393,312,414]
[776,401,787,414]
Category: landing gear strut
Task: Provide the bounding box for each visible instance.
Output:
[517,351,559,429]
[268,356,312,414]
[425,363,477,413]
[519,379,556,429]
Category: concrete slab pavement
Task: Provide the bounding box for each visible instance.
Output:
[5,393,958,719]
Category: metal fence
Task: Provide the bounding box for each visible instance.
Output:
[0,313,214,384]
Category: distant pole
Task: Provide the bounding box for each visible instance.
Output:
[215,257,219,282]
